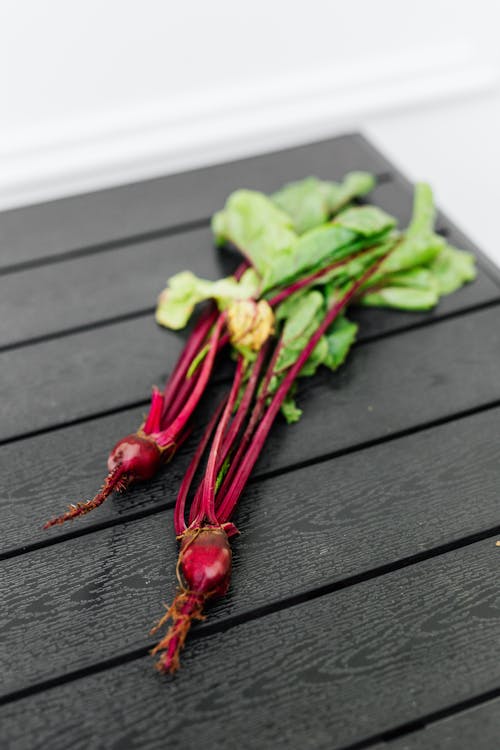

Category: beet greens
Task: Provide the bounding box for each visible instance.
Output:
[41,172,476,675]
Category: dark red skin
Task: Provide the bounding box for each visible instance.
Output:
[151,526,233,673]
[178,526,232,597]
[107,433,163,482]
[44,432,166,528]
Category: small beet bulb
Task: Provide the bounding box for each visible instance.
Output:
[43,389,176,529]
[43,432,169,528]
[150,524,234,674]
[107,433,163,480]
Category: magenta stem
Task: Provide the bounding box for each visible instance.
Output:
[161,262,248,427]
[214,338,282,510]
[162,314,226,445]
[195,357,245,526]
[267,246,381,308]
[174,398,226,535]
[217,344,268,469]
[161,305,218,424]
[216,254,389,522]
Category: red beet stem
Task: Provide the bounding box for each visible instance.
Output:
[216,254,389,521]
[161,305,218,424]
[194,357,245,527]
[216,343,268,470]
[174,399,226,535]
[214,339,282,512]
[267,246,379,307]
[156,314,226,447]
[162,329,230,426]
[142,387,165,434]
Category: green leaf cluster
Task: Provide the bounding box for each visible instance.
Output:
[358,183,476,310]
[155,173,477,425]
[270,289,359,421]
[271,172,375,233]
[213,188,395,292]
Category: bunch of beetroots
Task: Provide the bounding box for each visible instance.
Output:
[42,175,476,674]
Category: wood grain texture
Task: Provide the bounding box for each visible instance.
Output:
[385,698,500,750]
[0,179,497,349]
[0,133,389,268]
[2,539,500,750]
[2,406,500,695]
[0,227,238,348]
[2,306,500,552]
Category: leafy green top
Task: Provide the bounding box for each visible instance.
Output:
[156,175,476,421]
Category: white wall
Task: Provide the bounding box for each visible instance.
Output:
[1,0,499,213]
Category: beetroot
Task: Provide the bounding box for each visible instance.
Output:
[150,525,233,674]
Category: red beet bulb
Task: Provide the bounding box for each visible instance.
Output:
[150,524,235,673]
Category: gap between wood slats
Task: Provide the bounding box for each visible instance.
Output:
[0,217,212,277]
[328,688,500,750]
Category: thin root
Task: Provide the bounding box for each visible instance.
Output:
[150,591,205,674]
[43,467,127,529]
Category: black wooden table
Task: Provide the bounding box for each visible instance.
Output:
[1,134,500,750]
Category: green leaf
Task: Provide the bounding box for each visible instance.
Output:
[271,172,375,234]
[320,241,396,291]
[360,285,439,310]
[299,336,329,376]
[372,183,443,282]
[281,391,303,424]
[274,290,325,373]
[323,315,358,370]
[328,172,376,215]
[211,190,297,281]
[359,244,477,312]
[334,205,396,237]
[265,206,395,292]
[271,177,332,234]
[382,267,439,290]
[214,188,395,293]
[155,268,260,330]
[274,295,357,384]
[429,245,476,295]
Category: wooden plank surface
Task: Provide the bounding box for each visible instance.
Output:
[2,539,500,750]
[2,407,500,696]
[2,132,500,750]
[0,226,236,349]
[385,699,500,750]
[0,134,389,269]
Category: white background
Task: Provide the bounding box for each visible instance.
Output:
[1,0,500,262]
